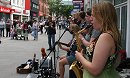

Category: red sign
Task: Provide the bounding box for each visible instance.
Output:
[25,0,30,10]
[0,6,11,13]
[33,13,36,16]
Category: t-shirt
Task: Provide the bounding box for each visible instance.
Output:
[85,29,101,41]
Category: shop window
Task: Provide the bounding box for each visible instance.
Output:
[21,0,25,8]
[13,0,15,4]
[121,6,127,49]
[17,0,19,5]
[116,8,120,29]
[114,0,127,5]
[115,4,127,50]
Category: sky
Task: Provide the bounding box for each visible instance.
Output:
[62,0,72,1]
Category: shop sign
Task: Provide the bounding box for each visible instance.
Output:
[0,6,11,13]
[33,13,36,16]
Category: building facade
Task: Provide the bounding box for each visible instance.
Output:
[30,0,39,20]
[84,0,130,57]
[10,0,30,22]
[0,0,12,21]
[43,0,49,17]
[39,0,44,20]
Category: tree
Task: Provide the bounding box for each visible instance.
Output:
[60,5,73,17]
[48,0,73,18]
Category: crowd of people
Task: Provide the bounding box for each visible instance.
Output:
[0,18,57,43]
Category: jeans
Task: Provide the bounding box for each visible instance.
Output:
[48,34,55,49]
[0,28,4,37]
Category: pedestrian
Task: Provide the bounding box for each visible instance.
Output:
[6,19,11,37]
[0,19,5,37]
[31,20,39,40]
[39,20,44,35]
[46,16,56,51]
[75,1,121,78]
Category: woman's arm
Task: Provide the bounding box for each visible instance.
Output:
[76,33,115,76]
[58,43,70,52]
[79,34,91,46]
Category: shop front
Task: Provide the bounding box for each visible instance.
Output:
[0,6,12,21]
[22,10,30,22]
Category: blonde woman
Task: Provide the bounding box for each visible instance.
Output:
[75,1,121,78]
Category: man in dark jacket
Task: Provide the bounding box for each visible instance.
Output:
[47,17,56,50]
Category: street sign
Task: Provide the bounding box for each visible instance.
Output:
[73,3,80,9]
[72,0,84,11]
[72,0,83,3]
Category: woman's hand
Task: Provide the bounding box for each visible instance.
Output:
[58,43,62,49]
[79,34,83,39]
[75,49,83,61]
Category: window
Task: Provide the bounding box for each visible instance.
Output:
[17,0,19,5]
[116,8,120,29]
[114,0,127,5]
[21,0,25,7]
[13,0,15,4]
[121,6,127,49]
[37,6,39,9]
[115,4,127,49]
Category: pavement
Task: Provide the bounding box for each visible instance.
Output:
[1,29,130,78]
[0,29,72,78]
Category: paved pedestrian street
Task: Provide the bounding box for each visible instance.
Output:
[0,29,71,78]
[0,29,130,78]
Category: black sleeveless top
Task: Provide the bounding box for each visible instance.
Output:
[85,33,119,69]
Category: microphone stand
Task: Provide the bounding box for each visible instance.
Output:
[39,29,68,78]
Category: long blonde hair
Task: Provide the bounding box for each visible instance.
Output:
[92,1,121,46]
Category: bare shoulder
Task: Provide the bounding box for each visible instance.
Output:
[99,33,113,41]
